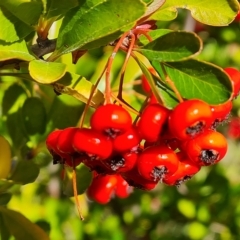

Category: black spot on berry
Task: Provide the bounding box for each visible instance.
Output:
[104,128,121,139]
[151,166,167,182]
[186,121,204,137]
[106,155,125,171]
[200,149,219,165]
[175,175,192,187]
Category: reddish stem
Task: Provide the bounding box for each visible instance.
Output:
[72,166,84,221]
[78,62,108,128]
[105,31,130,104]
[117,32,136,99]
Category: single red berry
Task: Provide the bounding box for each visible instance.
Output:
[137,144,179,182]
[103,152,138,173]
[113,126,141,153]
[224,67,240,98]
[210,100,232,128]
[87,173,118,204]
[137,103,170,142]
[168,99,213,140]
[57,127,78,154]
[56,127,83,168]
[163,152,201,187]
[46,129,66,164]
[90,104,132,138]
[183,129,228,166]
[115,174,132,198]
[72,128,113,160]
[228,117,240,139]
[121,167,158,191]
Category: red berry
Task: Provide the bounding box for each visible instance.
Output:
[90,104,132,138]
[210,100,232,127]
[87,173,118,204]
[183,129,228,166]
[113,126,141,153]
[168,99,213,140]
[163,152,201,186]
[121,167,158,191]
[72,128,113,160]
[228,117,240,139]
[103,152,138,173]
[46,129,66,164]
[137,145,179,182]
[57,127,78,154]
[115,174,132,198]
[137,103,170,142]
[224,67,240,98]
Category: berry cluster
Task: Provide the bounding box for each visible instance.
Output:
[45,65,240,216]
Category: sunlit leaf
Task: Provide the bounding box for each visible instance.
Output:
[0,6,34,43]
[0,0,43,26]
[151,0,239,25]
[136,31,202,61]
[0,207,50,240]
[9,161,40,185]
[153,59,232,108]
[29,60,67,84]
[45,0,78,19]
[49,0,146,60]
[0,136,11,179]
[53,72,104,107]
[0,41,35,62]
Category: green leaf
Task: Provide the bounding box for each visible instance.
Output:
[0,193,12,206]
[20,97,47,136]
[9,161,40,185]
[0,0,43,26]
[46,94,84,131]
[140,0,166,21]
[53,72,104,107]
[45,0,79,19]
[0,180,15,194]
[0,207,50,240]
[2,84,28,116]
[0,212,11,240]
[136,31,202,61]
[49,0,146,60]
[0,6,34,43]
[29,60,67,84]
[63,164,92,197]
[0,136,12,179]
[0,40,35,62]
[153,59,232,108]
[151,0,239,25]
